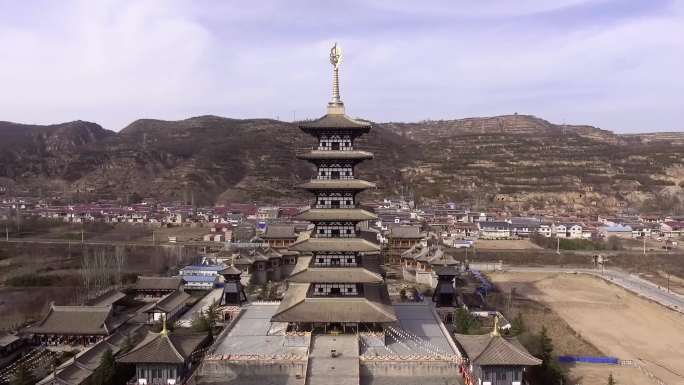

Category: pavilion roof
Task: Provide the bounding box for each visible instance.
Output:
[117,331,208,364]
[453,333,541,366]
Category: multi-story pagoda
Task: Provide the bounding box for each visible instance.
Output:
[272,44,396,332]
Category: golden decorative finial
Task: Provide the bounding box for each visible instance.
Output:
[161,315,169,336]
[491,314,500,336]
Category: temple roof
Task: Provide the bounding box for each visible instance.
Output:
[290,237,381,252]
[261,224,297,239]
[287,255,383,284]
[297,150,373,161]
[29,304,113,336]
[271,283,396,323]
[298,179,376,191]
[219,265,242,276]
[299,114,371,132]
[389,225,423,239]
[133,276,183,291]
[146,291,191,313]
[117,331,208,364]
[453,333,541,366]
[296,208,377,222]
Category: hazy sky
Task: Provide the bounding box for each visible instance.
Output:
[1,0,683,133]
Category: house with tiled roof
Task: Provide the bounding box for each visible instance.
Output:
[454,319,541,385]
[27,304,115,346]
[117,326,209,385]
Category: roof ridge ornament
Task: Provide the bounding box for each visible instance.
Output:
[491,314,500,336]
[327,42,345,115]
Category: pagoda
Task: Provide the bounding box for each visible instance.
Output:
[272,43,396,332]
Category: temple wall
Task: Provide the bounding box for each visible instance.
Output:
[360,361,459,382]
[195,360,307,385]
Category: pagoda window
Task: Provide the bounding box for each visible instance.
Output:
[316,223,356,238]
[318,134,353,151]
[315,193,355,208]
[317,163,354,180]
[312,283,359,296]
[313,253,358,267]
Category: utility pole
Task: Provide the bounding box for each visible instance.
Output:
[81,229,84,244]
[5,223,8,241]
[643,235,646,256]
[556,236,560,255]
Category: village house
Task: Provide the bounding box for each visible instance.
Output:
[479,221,511,239]
[661,221,684,238]
[552,223,585,239]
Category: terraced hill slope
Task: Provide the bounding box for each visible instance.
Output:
[0,114,682,213]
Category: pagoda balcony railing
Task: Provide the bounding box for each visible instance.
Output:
[314,233,357,238]
[314,204,356,209]
[295,146,355,154]
[315,175,355,180]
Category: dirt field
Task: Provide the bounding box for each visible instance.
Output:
[490,272,684,385]
[474,239,542,250]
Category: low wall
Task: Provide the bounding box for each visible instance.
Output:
[360,360,459,379]
[195,360,307,384]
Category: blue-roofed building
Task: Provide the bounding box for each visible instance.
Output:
[181,275,219,291]
[179,262,227,277]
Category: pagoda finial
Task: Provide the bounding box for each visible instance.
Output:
[161,315,169,336]
[491,314,500,336]
[327,42,345,115]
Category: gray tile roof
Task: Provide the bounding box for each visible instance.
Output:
[296,208,377,222]
[299,114,371,130]
[297,150,373,161]
[146,291,191,313]
[389,225,423,239]
[29,305,113,336]
[271,283,396,323]
[453,333,541,366]
[287,256,383,284]
[290,237,381,252]
[262,224,297,239]
[134,276,183,291]
[298,179,376,191]
[117,331,208,364]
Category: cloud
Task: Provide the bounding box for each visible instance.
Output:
[0,0,681,133]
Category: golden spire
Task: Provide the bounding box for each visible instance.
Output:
[160,315,169,336]
[491,314,500,336]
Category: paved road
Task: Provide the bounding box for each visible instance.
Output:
[177,288,224,327]
[482,265,684,314]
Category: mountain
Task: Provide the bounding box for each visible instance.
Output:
[0,114,682,214]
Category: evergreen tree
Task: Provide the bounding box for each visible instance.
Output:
[510,313,526,336]
[531,326,564,385]
[91,349,116,385]
[10,362,36,385]
[453,308,480,334]
[607,373,617,385]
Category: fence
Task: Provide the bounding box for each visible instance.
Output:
[558,355,619,365]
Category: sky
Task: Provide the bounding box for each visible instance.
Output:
[0,0,683,133]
